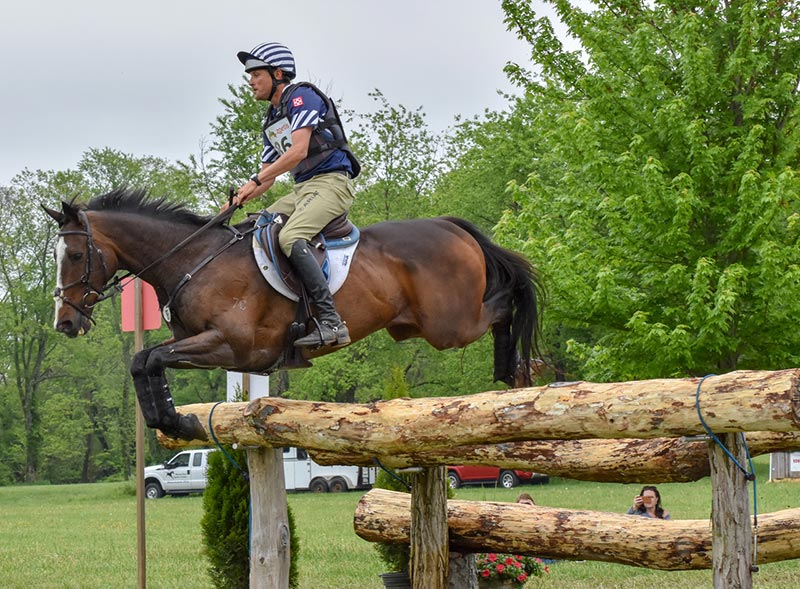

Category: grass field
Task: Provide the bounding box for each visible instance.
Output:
[1,456,799,588]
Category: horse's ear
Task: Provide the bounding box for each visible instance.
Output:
[41,204,66,226]
[60,199,82,222]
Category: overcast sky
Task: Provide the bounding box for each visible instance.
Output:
[0,0,542,186]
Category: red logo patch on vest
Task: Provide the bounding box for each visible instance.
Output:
[292,96,304,108]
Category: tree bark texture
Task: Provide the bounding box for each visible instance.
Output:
[410,467,448,589]
[354,489,800,571]
[447,553,477,589]
[248,447,291,589]
[709,433,753,588]
[312,432,800,483]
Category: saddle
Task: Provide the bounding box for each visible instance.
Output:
[253,211,359,297]
[252,211,360,370]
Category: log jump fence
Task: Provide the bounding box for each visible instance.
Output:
[163,369,800,589]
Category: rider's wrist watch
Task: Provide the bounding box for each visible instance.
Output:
[250,174,262,186]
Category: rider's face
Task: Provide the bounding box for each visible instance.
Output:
[249,69,273,101]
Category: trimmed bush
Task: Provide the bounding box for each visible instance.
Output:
[201,447,301,588]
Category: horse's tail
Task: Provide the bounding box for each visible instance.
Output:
[444,217,545,387]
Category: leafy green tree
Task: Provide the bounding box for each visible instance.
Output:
[0,171,71,481]
[498,0,800,380]
[348,90,446,223]
[434,94,542,231]
[0,149,220,483]
[190,80,263,201]
[189,81,293,211]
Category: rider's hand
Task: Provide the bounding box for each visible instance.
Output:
[221,180,255,212]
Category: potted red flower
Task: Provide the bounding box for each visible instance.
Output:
[475,552,547,588]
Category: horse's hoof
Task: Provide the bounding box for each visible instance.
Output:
[178,414,209,441]
[159,414,208,442]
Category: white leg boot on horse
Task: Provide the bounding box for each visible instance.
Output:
[289,239,351,349]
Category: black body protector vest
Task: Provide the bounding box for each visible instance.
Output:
[263,82,361,179]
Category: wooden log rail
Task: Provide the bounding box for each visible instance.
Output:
[313,432,800,483]
[161,370,800,464]
[354,489,800,571]
[160,398,800,482]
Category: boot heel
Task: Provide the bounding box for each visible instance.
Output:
[332,326,351,347]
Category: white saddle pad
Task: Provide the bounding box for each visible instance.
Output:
[251,236,358,302]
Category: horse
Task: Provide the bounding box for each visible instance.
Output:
[44,187,544,441]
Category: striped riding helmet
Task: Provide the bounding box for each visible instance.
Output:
[237,42,296,78]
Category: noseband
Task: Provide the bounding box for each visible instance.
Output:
[54,210,113,325]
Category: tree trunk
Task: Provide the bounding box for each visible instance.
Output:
[709,433,753,588]
[354,489,800,570]
[410,467,448,589]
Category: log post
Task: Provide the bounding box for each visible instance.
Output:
[248,447,290,589]
[447,553,477,589]
[709,433,753,588]
[410,467,448,589]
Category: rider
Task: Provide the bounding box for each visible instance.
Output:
[228,42,360,349]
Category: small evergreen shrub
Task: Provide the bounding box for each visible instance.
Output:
[201,448,251,589]
[201,447,300,588]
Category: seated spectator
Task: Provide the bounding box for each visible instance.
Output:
[626,485,670,519]
[516,492,535,506]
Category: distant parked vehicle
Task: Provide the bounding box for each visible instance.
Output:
[144,449,213,499]
[144,447,376,498]
[446,465,549,489]
[282,447,376,493]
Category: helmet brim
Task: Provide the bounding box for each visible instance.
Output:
[237,51,255,65]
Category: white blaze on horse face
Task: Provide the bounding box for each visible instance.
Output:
[53,235,67,329]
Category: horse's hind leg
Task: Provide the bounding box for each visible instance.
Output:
[492,321,517,387]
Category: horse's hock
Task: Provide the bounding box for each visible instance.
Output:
[163,369,800,589]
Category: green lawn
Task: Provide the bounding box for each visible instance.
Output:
[1,456,799,588]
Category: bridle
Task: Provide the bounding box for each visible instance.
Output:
[54,199,247,325]
[54,209,113,326]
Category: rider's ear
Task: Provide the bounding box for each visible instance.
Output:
[41,204,66,226]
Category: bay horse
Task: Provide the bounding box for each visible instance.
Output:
[44,188,544,441]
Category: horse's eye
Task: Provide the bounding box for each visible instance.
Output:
[69,252,83,262]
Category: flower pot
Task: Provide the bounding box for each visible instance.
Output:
[379,571,411,588]
[477,578,518,589]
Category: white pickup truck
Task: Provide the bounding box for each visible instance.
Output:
[144,447,375,498]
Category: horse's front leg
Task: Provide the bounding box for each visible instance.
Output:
[132,344,205,440]
[130,346,162,429]
[139,329,269,441]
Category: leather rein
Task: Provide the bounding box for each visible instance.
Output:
[55,203,247,326]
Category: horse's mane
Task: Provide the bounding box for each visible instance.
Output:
[81,187,211,226]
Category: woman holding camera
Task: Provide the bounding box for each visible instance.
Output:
[626,485,671,519]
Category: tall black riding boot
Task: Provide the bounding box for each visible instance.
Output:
[289,239,351,348]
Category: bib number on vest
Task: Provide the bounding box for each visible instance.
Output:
[265,117,293,155]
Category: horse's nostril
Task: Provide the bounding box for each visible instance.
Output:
[57,320,73,333]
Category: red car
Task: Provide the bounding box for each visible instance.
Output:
[446,465,549,489]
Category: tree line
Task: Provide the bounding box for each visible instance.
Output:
[2,0,799,485]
